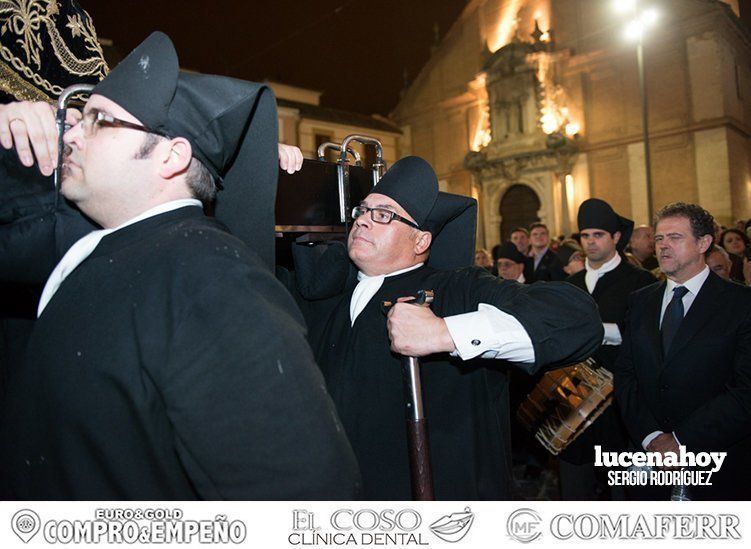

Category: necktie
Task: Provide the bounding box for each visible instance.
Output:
[661,286,689,356]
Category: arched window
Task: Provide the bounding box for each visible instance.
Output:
[499,184,540,241]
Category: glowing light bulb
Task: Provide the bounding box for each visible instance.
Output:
[541,113,559,134]
[624,19,645,41]
[565,122,580,137]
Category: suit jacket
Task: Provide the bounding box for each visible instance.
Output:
[612,271,751,499]
[530,248,567,282]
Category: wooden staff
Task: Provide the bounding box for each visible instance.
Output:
[385,289,435,500]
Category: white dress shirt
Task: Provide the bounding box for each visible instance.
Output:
[37,199,202,316]
[584,253,623,345]
[659,265,710,328]
[349,263,535,364]
[642,265,711,449]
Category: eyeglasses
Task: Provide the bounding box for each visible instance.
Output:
[351,205,420,229]
[65,109,169,139]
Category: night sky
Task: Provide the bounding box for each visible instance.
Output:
[84,0,468,116]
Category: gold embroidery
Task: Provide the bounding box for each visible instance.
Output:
[0,56,52,101]
[0,0,108,98]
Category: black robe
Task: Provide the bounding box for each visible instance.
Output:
[0,152,97,403]
[561,260,656,464]
[302,257,603,500]
[0,206,360,500]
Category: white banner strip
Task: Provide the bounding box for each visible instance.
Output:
[1,500,749,549]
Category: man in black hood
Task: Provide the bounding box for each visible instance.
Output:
[558,198,655,500]
[294,155,604,500]
[0,32,358,500]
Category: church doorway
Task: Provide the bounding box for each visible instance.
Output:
[499,184,540,241]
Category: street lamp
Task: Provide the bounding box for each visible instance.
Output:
[614,1,659,220]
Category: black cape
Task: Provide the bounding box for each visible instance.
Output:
[0,207,360,500]
[0,148,97,401]
[296,246,602,500]
[561,259,656,464]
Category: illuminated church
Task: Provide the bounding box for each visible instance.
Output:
[391,0,750,249]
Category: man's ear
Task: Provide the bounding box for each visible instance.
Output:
[157,137,192,179]
[613,231,621,246]
[697,234,712,254]
[414,230,432,255]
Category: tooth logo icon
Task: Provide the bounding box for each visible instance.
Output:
[429,507,474,543]
[11,509,40,543]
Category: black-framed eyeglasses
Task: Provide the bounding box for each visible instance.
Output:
[65,109,170,139]
[351,205,420,229]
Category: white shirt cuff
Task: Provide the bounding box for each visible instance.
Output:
[443,303,535,363]
[602,322,622,346]
[642,430,663,450]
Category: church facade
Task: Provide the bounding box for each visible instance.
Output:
[391,0,751,250]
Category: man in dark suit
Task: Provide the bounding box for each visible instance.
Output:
[529,222,566,282]
[559,199,655,499]
[613,202,751,500]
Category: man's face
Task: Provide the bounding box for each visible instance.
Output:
[510,230,529,254]
[655,216,711,282]
[496,258,524,281]
[706,250,731,280]
[580,229,619,265]
[61,94,155,223]
[347,193,424,276]
[630,226,655,257]
[530,226,549,249]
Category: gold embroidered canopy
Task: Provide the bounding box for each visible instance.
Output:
[0,0,108,102]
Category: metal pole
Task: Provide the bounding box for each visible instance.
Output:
[637,41,653,220]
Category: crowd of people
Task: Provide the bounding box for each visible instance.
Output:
[477,218,751,287]
[475,204,751,500]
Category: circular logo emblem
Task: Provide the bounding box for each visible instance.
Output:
[507,508,542,543]
[11,509,41,543]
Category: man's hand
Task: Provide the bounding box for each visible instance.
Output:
[278,143,303,174]
[647,432,681,469]
[0,101,80,177]
[386,300,456,357]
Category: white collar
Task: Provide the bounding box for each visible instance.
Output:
[357,262,424,281]
[517,272,526,284]
[350,263,424,326]
[666,265,710,296]
[108,198,202,231]
[584,252,621,294]
[37,199,202,317]
[585,252,621,274]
